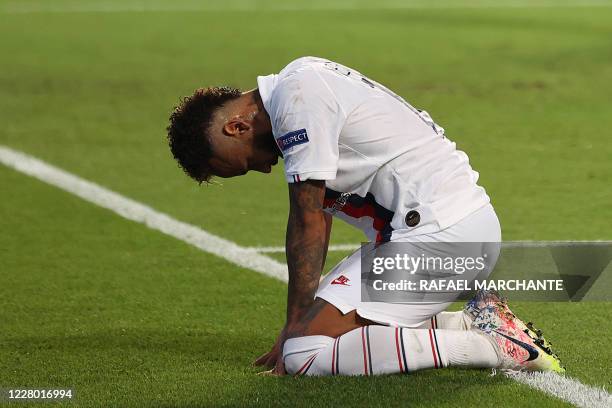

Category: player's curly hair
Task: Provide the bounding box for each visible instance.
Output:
[166,86,242,183]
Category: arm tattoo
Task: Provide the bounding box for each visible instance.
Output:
[285,180,327,328]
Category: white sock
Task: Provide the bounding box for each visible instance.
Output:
[416,311,473,331]
[283,326,499,376]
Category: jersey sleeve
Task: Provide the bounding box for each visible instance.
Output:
[268,69,345,183]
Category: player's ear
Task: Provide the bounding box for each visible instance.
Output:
[223,118,251,137]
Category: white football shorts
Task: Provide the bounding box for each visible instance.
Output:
[315,204,502,327]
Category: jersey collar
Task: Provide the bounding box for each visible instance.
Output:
[256,73,278,114]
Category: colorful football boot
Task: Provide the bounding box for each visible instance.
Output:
[473,305,565,373]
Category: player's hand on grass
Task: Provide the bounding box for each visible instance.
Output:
[254,349,276,368]
[254,326,287,370]
[255,324,308,376]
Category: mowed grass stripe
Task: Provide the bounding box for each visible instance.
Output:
[2,145,610,407]
[3,0,612,14]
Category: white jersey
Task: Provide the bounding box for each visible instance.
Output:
[257,57,490,242]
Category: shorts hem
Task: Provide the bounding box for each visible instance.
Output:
[316,293,431,328]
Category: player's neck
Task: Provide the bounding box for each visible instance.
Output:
[247,89,272,138]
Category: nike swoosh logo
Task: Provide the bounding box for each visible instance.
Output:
[495,331,539,362]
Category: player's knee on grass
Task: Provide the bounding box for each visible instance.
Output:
[283,335,335,376]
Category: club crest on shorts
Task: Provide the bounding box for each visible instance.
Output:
[331,275,351,286]
[277,128,309,152]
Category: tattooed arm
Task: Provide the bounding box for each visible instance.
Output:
[253,180,330,374]
[285,179,328,330]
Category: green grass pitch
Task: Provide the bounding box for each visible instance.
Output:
[1,1,611,406]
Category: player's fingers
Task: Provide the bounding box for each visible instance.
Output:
[257,369,285,377]
[254,353,278,368]
[273,359,287,376]
[256,369,276,376]
[253,351,273,366]
[264,353,278,368]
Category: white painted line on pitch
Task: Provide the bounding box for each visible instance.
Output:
[505,371,611,408]
[1,145,610,407]
[247,240,611,253]
[2,1,612,14]
[0,145,289,282]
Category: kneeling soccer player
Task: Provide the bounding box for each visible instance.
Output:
[166,57,563,376]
